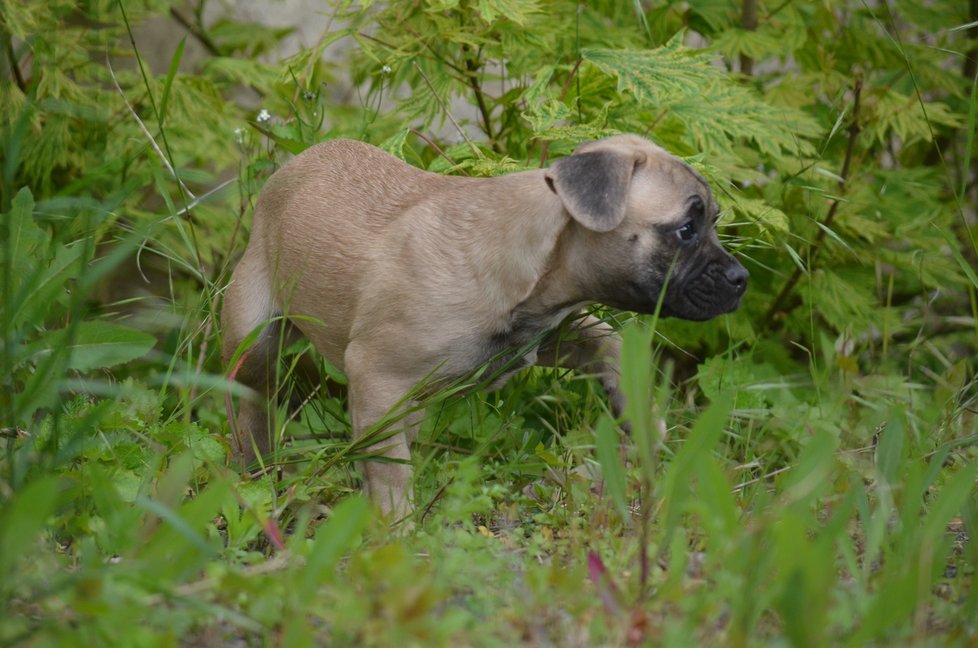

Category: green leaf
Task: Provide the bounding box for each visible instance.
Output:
[781,429,838,506]
[874,412,905,487]
[594,416,629,521]
[523,96,572,135]
[299,495,370,597]
[920,463,978,554]
[203,57,281,95]
[582,34,724,104]
[524,97,620,142]
[475,0,540,25]
[8,242,85,330]
[802,269,876,333]
[667,82,821,158]
[251,122,307,154]
[660,393,734,546]
[159,36,186,128]
[620,323,655,439]
[133,494,217,557]
[0,476,60,592]
[961,73,977,200]
[28,320,156,372]
[730,196,790,234]
[863,89,963,146]
[4,187,45,262]
[711,18,807,61]
[696,355,766,410]
[694,455,738,538]
[379,128,411,160]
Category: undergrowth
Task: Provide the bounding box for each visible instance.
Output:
[1,1,977,646]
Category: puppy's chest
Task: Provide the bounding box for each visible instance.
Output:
[474,305,578,384]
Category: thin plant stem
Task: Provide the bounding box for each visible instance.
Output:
[762,78,863,329]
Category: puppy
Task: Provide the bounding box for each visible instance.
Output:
[222,134,748,519]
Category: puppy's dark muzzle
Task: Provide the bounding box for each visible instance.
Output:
[665,256,748,321]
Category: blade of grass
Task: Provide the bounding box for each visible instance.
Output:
[658,393,734,550]
[959,73,976,202]
[159,36,186,129]
[594,415,629,521]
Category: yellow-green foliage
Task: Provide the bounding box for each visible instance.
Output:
[1,1,976,646]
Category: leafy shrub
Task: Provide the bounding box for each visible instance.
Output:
[1,0,976,645]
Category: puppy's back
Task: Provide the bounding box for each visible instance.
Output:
[245,140,449,366]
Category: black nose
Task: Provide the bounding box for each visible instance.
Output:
[724,264,749,294]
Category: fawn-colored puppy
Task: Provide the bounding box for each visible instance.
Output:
[223,134,747,519]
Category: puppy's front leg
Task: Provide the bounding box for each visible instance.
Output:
[536,313,626,421]
[344,345,420,522]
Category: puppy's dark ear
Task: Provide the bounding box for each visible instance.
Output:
[544,150,639,232]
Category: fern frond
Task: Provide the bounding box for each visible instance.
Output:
[668,82,822,158]
[581,33,724,104]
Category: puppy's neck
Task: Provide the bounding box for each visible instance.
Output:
[452,171,571,311]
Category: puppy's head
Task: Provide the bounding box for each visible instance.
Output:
[545,134,748,321]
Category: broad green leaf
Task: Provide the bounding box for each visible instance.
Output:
[8,242,86,330]
[4,187,45,263]
[251,122,307,154]
[28,320,156,372]
[180,422,227,465]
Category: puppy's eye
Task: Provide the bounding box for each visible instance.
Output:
[676,221,697,242]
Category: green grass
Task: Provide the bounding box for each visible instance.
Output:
[2,317,974,646]
[2,0,978,645]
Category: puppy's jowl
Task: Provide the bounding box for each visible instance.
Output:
[223,134,748,518]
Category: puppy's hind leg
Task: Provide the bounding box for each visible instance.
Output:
[222,249,281,468]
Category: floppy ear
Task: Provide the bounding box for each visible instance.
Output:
[544,150,638,232]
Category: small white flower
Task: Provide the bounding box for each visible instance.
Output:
[382,65,392,75]
[256,108,271,123]
[234,127,245,144]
